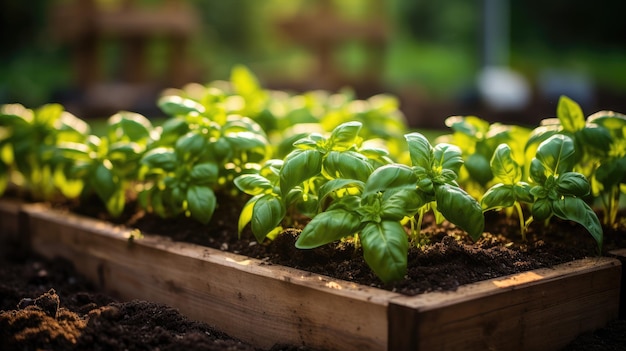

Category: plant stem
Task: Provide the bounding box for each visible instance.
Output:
[514,201,526,241]
[523,216,534,239]
[607,186,620,228]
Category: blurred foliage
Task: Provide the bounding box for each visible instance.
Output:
[1,0,625,108]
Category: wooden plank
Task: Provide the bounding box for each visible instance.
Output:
[0,198,22,238]
[0,198,29,254]
[608,248,626,319]
[23,204,395,351]
[388,257,621,351]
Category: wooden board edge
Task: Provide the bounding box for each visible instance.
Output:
[608,248,626,319]
[390,256,621,310]
[21,202,399,305]
[388,257,621,350]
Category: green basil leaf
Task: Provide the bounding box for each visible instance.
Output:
[596,157,626,188]
[141,147,177,172]
[491,144,521,184]
[159,117,190,145]
[58,110,91,137]
[318,178,364,207]
[360,221,408,283]
[529,158,547,185]
[175,132,207,161]
[223,131,268,151]
[326,195,362,213]
[231,64,263,96]
[296,209,361,249]
[557,95,586,133]
[170,186,186,209]
[238,195,259,236]
[587,113,626,146]
[435,183,484,240]
[279,149,323,196]
[329,121,362,148]
[108,111,152,142]
[552,197,603,250]
[444,115,490,138]
[150,188,167,218]
[36,103,63,126]
[249,194,286,242]
[433,143,463,175]
[531,198,552,221]
[108,142,143,169]
[481,184,516,211]
[93,163,117,204]
[381,188,424,220]
[322,150,373,182]
[514,183,534,203]
[190,162,219,185]
[158,95,206,116]
[56,141,91,161]
[363,164,416,197]
[187,185,216,224]
[465,153,493,186]
[234,174,273,196]
[578,125,612,154]
[53,166,83,199]
[556,172,590,197]
[106,188,126,218]
[535,134,576,177]
[404,132,432,169]
[417,178,435,195]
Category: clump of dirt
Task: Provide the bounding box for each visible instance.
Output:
[0,248,318,351]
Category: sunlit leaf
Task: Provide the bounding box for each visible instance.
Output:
[490,144,521,184]
[251,194,286,242]
[404,132,431,169]
[279,149,322,196]
[557,95,585,133]
[234,174,273,196]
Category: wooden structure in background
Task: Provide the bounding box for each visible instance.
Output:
[49,0,199,116]
[276,0,389,95]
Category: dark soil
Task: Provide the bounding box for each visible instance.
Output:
[0,244,316,351]
[2,192,625,350]
[95,194,624,296]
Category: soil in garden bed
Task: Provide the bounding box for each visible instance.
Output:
[65,192,626,296]
[0,244,318,351]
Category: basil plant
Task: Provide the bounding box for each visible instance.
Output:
[293,131,484,283]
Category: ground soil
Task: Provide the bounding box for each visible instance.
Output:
[2,193,626,350]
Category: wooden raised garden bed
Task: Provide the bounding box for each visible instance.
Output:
[0,199,621,351]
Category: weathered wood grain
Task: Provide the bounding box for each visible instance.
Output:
[388,257,621,350]
[22,203,395,351]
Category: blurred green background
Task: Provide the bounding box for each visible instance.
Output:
[1,0,625,128]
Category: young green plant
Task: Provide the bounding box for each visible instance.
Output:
[404,132,484,242]
[295,163,423,283]
[527,134,603,250]
[480,143,533,240]
[0,103,90,200]
[57,111,155,217]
